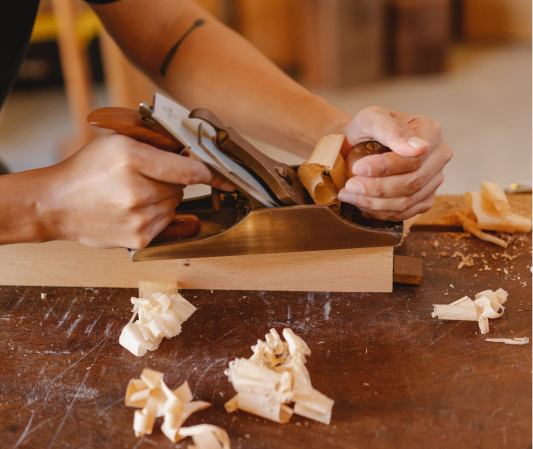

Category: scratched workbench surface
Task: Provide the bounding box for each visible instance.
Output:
[0,232,531,449]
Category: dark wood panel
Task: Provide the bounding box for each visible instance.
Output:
[0,232,530,448]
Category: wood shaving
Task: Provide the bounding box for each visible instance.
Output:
[224,328,334,425]
[457,183,532,246]
[432,288,508,334]
[432,240,439,248]
[119,290,196,357]
[451,232,471,241]
[452,251,474,269]
[126,369,217,444]
[466,189,531,233]
[485,337,530,345]
[456,211,508,248]
[178,425,231,449]
[298,135,348,212]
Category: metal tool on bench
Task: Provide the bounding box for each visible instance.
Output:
[88,93,402,261]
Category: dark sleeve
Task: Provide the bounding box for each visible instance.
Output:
[0,0,40,109]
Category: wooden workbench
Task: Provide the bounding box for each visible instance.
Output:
[0,228,530,448]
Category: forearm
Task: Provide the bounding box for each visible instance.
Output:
[92,0,351,158]
[154,10,351,158]
[0,168,58,245]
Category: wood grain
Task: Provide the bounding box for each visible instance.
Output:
[0,241,393,292]
[0,232,530,448]
[87,107,184,153]
[393,255,423,285]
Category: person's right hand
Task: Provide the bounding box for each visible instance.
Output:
[44,133,233,249]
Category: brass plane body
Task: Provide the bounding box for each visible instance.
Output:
[130,191,402,261]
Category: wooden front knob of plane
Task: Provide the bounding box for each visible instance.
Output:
[345,141,391,178]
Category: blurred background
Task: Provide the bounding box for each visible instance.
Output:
[0,0,531,195]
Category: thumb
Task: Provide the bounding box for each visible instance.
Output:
[346,107,430,157]
[209,175,235,192]
[131,143,235,191]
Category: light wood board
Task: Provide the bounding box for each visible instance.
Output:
[0,240,393,292]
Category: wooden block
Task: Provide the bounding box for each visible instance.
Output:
[0,241,394,292]
[393,255,423,285]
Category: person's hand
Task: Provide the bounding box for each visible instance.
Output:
[337,106,452,221]
[44,134,233,249]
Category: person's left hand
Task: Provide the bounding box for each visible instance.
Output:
[337,106,453,221]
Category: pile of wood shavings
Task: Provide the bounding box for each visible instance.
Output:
[225,328,334,424]
[119,292,196,356]
[432,288,508,334]
[126,368,230,447]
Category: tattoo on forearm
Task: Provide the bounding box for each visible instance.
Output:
[159,18,205,76]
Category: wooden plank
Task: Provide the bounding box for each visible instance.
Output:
[0,232,530,448]
[393,254,422,285]
[0,240,393,292]
[413,193,531,230]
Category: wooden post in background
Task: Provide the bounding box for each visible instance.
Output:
[50,0,97,158]
[234,0,297,69]
[462,0,532,42]
[295,0,387,88]
[98,0,224,110]
[390,0,452,75]
[98,30,158,110]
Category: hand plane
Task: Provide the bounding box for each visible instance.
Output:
[88,93,402,262]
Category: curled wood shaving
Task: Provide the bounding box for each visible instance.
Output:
[456,211,508,248]
[432,288,508,334]
[225,328,334,425]
[480,182,511,216]
[119,291,196,357]
[298,135,348,212]
[458,182,531,247]
[178,425,231,449]
[485,337,530,345]
[126,369,214,444]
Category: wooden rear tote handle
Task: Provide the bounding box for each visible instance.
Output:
[88,107,184,153]
[87,107,201,241]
